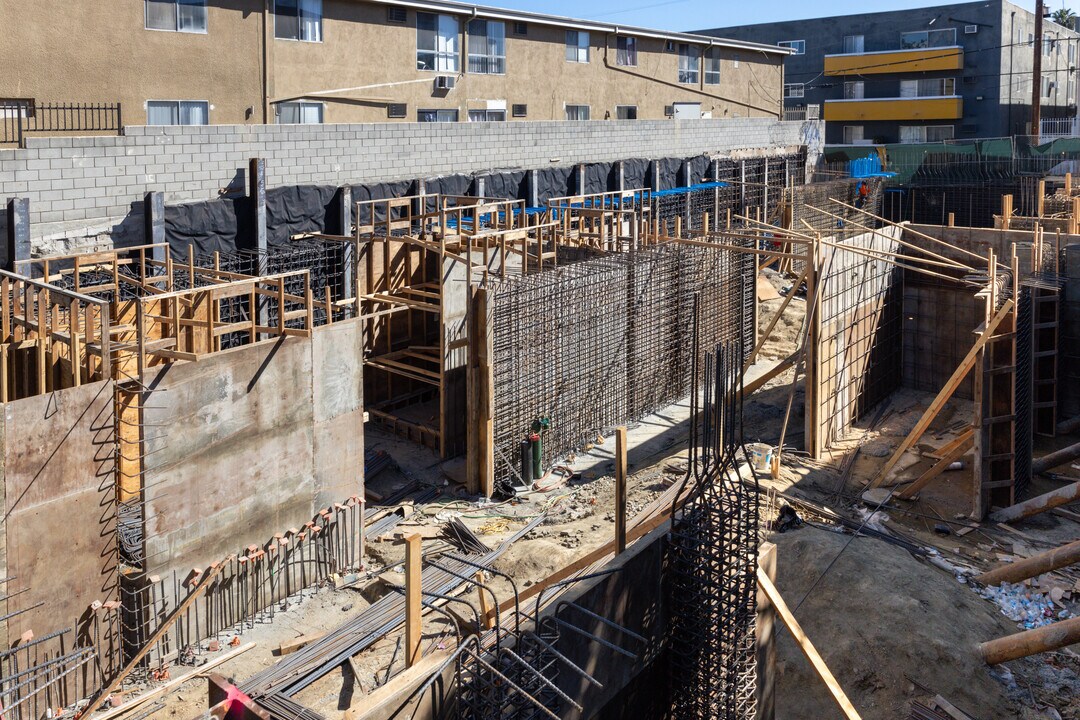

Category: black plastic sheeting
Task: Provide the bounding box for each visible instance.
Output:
[622,158,650,190]
[425,173,473,198]
[686,155,712,185]
[266,185,339,246]
[479,170,528,200]
[582,162,615,195]
[165,197,251,256]
[534,166,575,204]
[652,158,682,191]
[350,180,414,227]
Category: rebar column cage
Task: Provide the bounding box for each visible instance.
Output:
[667,335,759,720]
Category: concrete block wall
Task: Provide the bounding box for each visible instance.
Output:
[0,119,824,249]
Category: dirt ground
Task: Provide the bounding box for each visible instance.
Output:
[129,268,1080,720]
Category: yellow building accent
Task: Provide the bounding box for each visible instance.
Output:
[824,97,963,122]
[824,47,963,76]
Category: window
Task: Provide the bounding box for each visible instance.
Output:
[926,125,954,141]
[565,104,590,121]
[467,20,505,74]
[1070,41,1077,64]
[704,47,721,85]
[418,109,458,122]
[783,83,804,98]
[146,0,206,33]
[900,78,956,97]
[146,100,208,125]
[512,104,527,117]
[844,81,864,99]
[899,125,925,143]
[0,99,33,121]
[678,44,700,84]
[1042,76,1054,98]
[1070,77,1076,104]
[901,28,956,49]
[566,30,590,63]
[417,13,460,72]
[616,105,638,120]
[276,101,323,124]
[468,109,506,121]
[387,7,407,23]
[1044,34,1055,57]
[778,40,805,54]
[513,22,528,36]
[275,0,321,41]
[387,103,407,118]
[843,35,864,54]
[843,125,864,144]
[617,36,637,66]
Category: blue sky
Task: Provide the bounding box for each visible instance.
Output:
[486,0,1050,32]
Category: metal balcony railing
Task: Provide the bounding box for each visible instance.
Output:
[0,101,123,147]
[783,104,820,121]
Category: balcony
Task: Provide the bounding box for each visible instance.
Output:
[824,46,964,76]
[824,96,963,122]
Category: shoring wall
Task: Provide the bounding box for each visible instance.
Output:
[808,225,904,454]
[487,243,753,489]
[0,118,823,256]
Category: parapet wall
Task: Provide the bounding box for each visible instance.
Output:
[0,119,823,246]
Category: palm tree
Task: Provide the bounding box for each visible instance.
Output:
[1052,7,1077,30]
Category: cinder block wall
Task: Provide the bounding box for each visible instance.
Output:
[0,119,824,246]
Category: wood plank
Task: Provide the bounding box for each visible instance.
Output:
[615,426,627,554]
[405,534,422,668]
[756,569,863,720]
[870,299,1015,488]
[896,429,974,500]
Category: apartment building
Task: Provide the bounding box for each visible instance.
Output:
[697,0,1080,145]
[0,0,789,129]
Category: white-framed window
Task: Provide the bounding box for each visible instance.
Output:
[146,100,209,125]
[900,77,956,97]
[616,105,637,120]
[704,47,721,85]
[1070,41,1077,64]
[146,0,207,33]
[1069,77,1076,104]
[468,109,506,121]
[616,36,637,67]
[276,101,323,124]
[417,12,460,72]
[678,44,700,84]
[843,35,864,54]
[778,39,805,54]
[901,28,956,49]
[844,81,865,99]
[1044,33,1055,57]
[565,30,590,63]
[467,19,505,74]
[784,83,804,98]
[565,104,590,121]
[1042,76,1054,98]
[899,125,926,143]
[926,125,954,141]
[274,0,321,42]
[418,109,458,122]
[843,125,864,144]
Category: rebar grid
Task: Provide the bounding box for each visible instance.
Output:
[488,243,752,492]
[792,178,885,240]
[668,337,759,720]
[1014,286,1034,497]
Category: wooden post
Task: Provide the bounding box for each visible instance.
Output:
[1038,179,1046,217]
[975,538,1080,586]
[757,543,777,720]
[405,534,422,668]
[615,426,627,554]
[1066,171,1072,197]
[947,212,955,227]
[990,480,1080,523]
[979,616,1080,665]
[1002,194,1013,229]
[756,568,863,719]
[475,572,494,630]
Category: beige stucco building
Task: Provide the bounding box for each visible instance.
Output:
[0,0,790,127]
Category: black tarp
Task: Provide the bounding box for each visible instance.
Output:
[480,171,528,201]
[425,174,473,197]
[686,155,712,185]
[165,197,251,256]
[266,185,338,246]
[534,166,575,204]
[350,180,415,226]
[623,158,649,191]
[653,158,681,190]
[583,162,615,194]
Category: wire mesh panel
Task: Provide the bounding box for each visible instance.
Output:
[791,177,885,240]
[1014,285,1034,497]
[668,338,759,720]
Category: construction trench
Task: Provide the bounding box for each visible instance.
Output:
[3,132,1080,720]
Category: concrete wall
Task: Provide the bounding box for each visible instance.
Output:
[0,118,824,247]
[140,319,363,577]
[1,380,117,644]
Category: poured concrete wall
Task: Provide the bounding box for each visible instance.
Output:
[141,319,363,578]
[1,381,117,643]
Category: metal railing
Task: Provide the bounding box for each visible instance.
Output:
[783,104,820,122]
[1040,116,1077,142]
[0,101,123,147]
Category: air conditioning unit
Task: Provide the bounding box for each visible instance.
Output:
[435,75,456,91]
[965,24,978,34]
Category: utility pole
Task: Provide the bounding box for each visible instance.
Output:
[1033,0,1045,137]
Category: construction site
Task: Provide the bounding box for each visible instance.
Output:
[0,113,1079,720]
